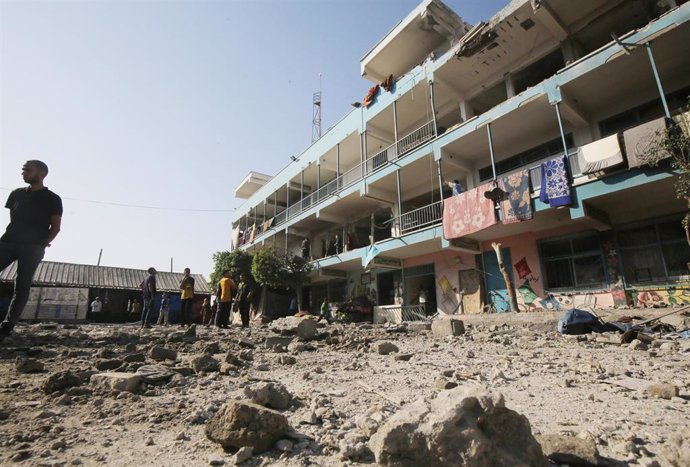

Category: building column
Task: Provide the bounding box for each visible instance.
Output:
[436,158,445,203]
[361,132,367,177]
[505,72,515,98]
[486,123,497,180]
[554,102,570,157]
[336,143,340,180]
[393,100,399,156]
[644,43,671,119]
[459,100,474,122]
[300,170,304,210]
[429,80,438,134]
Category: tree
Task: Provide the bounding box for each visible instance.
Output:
[209,250,252,288]
[640,107,690,242]
[251,248,284,292]
[284,254,312,310]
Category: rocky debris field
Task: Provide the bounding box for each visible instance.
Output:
[0,309,689,467]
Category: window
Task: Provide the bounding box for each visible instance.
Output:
[618,215,690,284]
[540,233,606,290]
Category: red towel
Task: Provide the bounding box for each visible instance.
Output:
[362,84,380,107]
[442,183,497,239]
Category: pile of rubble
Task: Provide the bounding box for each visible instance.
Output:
[0,311,688,466]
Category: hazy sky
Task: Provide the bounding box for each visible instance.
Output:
[1,0,507,278]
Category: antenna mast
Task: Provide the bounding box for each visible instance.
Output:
[312,73,322,142]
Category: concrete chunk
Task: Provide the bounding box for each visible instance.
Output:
[91,372,142,393]
[431,318,465,337]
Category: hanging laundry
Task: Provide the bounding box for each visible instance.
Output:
[362,84,380,107]
[442,183,497,240]
[539,156,571,207]
[622,117,668,168]
[578,133,624,174]
[498,169,532,223]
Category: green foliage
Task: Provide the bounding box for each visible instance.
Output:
[251,248,285,291]
[209,250,252,288]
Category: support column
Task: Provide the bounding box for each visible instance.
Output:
[300,170,304,210]
[395,170,403,235]
[554,102,570,157]
[436,158,445,203]
[361,132,366,177]
[286,182,290,217]
[505,72,515,98]
[459,100,474,122]
[317,162,321,197]
[393,100,399,156]
[486,123,497,180]
[429,80,438,135]
[336,143,340,180]
[644,43,671,119]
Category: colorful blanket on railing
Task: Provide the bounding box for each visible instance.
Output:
[442,183,497,239]
[539,156,571,207]
[498,169,532,223]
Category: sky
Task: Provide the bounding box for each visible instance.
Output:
[0,0,507,278]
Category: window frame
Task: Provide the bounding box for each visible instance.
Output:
[539,231,608,292]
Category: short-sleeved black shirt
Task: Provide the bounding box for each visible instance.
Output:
[2,187,63,245]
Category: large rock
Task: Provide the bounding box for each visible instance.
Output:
[205,401,290,453]
[645,383,679,400]
[296,319,318,341]
[369,386,547,467]
[661,428,690,466]
[91,372,142,393]
[375,342,399,355]
[150,346,177,361]
[192,354,220,373]
[537,434,599,466]
[42,370,82,394]
[136,364,175,384]
[243,382,293,410]
[431,319,465,338]
[95,358,124,371]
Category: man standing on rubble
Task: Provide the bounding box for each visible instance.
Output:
[179,267,195,326]
[233,272,253,329]
[0,160,62,341]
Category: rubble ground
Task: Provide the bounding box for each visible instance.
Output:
[0,308,688,466]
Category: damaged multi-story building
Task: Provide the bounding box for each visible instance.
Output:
[231,0,690,318]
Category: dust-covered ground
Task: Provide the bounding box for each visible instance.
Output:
[0,308,688,466]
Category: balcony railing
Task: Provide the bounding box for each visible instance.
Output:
[248,120,438,241]
[397,121,436,156]
[528,151,581,191]
[399,200,442,235]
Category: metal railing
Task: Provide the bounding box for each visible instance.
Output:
[399,200,442,234]
[365,142,397,175]
[397,121,436,156]
[400,305,430,322]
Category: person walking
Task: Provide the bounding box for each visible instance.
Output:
[179,267,195,326]
[316,298,334,324]
[216,270,235,328]
[0,160,62,341]
[200,297,212,327]
[232,273,253,329]
[157,292,170,326]
[90,296,103,322]
[141,267,157,328]
[301,237,310,260]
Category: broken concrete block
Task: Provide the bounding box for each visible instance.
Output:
[296,319,318,341]
[91,372,142,393]
[150,346,177,361]
[431,318,465,337]
[537,434,599,465]
[646,383,679,400]
[375,342,399,355]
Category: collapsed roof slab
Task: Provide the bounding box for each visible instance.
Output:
[360,0,470,83]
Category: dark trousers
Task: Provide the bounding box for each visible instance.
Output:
[238,302,250,327]
[0,242,45,328]
[141,298,154,325]
[180,298,193,325]
[216,301,231,328]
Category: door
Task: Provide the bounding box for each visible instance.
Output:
[458,269,482,314]
[482,248,514,312]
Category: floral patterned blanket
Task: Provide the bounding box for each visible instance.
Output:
[539,156,571,207]
[442,183,497,239]
[499,169,532,223]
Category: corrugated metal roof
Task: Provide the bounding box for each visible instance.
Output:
[0,261,211,294]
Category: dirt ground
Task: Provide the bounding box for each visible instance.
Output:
[0,308,688,466]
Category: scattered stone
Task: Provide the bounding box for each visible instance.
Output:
[537,433,599,466]
[95,359,124,371]
[243,382,293,410]
[431,318,465,338]
[276,439,293,452]
[205,401,290,454]
[369,386,547,466]
[265,336,293,352]
[90,372,142,393]
[123,353,146,363]
[237,339,255,349]
[434,378,458,391]
[231,446,253,465]
[145,437,154,446]
[660,428,690,467]
[394,354,413,361]
[630,339,648,351]
[43,370,82,394]
[207,453,225,466]
[224,351,243,366]
[296,319,318,341]
[15,357,45,374]
[375,342,399,355]
[135,365,175,384]
[191,354,220,373]
[646,383,679,400]
[184,324,197,337]
[278,355,296,365]
[176,431,189,441]
[407,322,432,332]
[150,346,177,361]
[238,349,254,361]
[202,342,221,355]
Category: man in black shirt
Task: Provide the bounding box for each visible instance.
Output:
[141,267,157,328]
[0,161,62,340]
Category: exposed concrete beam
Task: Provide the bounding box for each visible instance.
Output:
[559,93,589,127]
[315,211,343,224]
[286,226,311,237]
[365,124,395,145]
[532,1,568,40]
[582,201,612,231]
[363,185,396,205]
[441,149,474,173]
